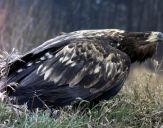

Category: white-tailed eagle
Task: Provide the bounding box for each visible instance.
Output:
[0,29,162,109]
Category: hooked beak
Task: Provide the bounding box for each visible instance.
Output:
[157,32,163,41]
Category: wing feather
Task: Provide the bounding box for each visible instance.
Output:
[5,38,131,108]
[38,39,130,94]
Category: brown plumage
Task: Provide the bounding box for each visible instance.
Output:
[0,29,162,109]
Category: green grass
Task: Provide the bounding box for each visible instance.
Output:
[0,68,163,128]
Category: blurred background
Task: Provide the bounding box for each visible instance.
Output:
[0,0,162,71]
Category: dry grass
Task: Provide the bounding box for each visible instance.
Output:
[0,52,163,128]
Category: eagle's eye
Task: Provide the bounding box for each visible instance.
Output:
[144,33,150,38]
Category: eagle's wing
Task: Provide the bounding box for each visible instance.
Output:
[6,39,130,108]
[37,39,130,94]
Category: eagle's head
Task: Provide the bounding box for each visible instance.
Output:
[114,31,163,63]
